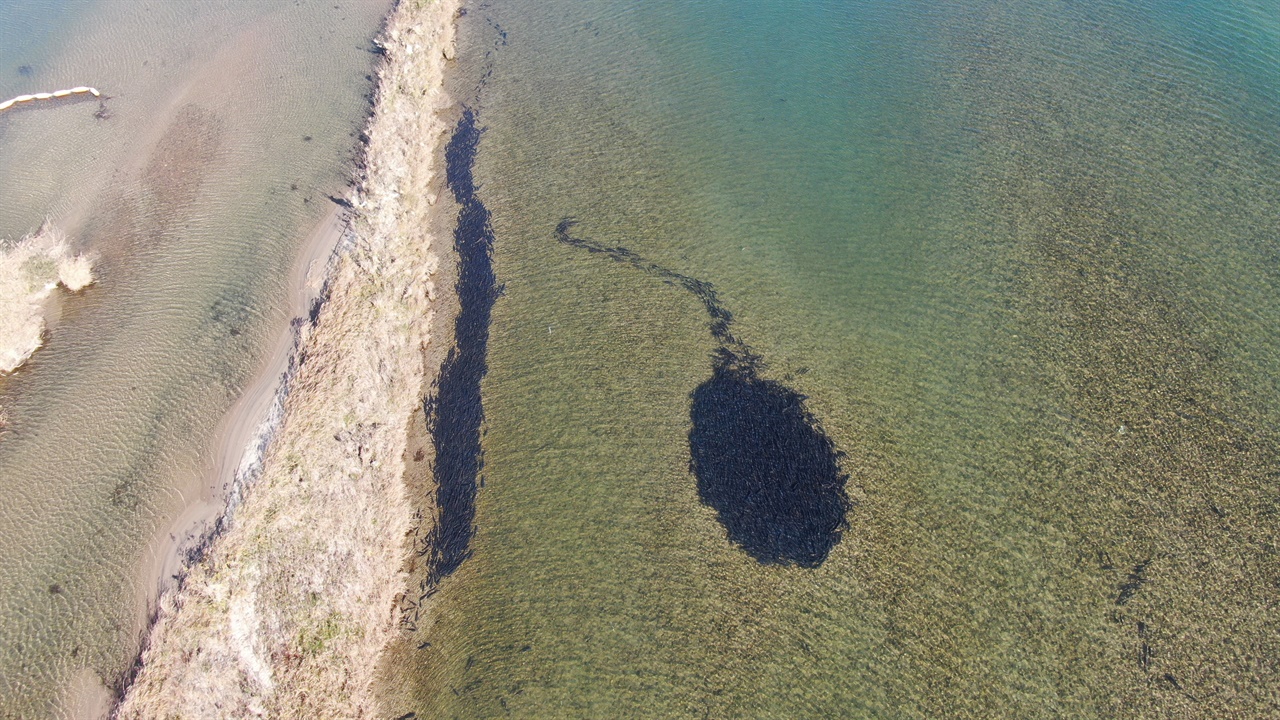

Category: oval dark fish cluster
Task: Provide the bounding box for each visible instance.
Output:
[690,349,848,567]
[555,220,850,567]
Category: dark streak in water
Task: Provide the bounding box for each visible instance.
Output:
[555,219,849,567]
[424,108,496,585]
[1115,558,1152,606]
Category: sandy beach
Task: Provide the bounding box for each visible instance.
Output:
[136,202,351,644]
[62,184,358,720]
[0,2,406,716]
[115,0,460,715]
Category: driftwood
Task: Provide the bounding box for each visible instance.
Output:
[0,86,101,112]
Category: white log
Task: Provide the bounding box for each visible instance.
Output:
[0,86,103,114]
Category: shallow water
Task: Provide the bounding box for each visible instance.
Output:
[0,0,391,715]
[380,0,1280,716]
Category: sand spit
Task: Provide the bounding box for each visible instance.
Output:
[116,0,458,716]
[0,221,94,376]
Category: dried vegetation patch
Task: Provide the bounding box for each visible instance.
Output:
[116,0,458,716]
[0,221,94,375]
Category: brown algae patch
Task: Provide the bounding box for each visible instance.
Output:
[116,0,459,716]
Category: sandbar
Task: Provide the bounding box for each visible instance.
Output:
[115,0,460,716]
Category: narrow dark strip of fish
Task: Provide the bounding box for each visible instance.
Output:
[424,108,496,585]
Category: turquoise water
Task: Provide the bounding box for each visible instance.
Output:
[379,0,1280,717]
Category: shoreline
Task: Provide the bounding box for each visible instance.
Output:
[114,0,461,715]
[61,207,352,720]
[135,201,352,629]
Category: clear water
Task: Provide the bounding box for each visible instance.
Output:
[0,0,391,715]
[379,0,1280,716]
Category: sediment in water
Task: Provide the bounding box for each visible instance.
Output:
[115,0,459,716]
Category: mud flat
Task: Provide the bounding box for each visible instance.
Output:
[116,0,459,716]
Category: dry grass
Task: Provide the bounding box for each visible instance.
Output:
[0,221,94,374]
[115,0,458,716]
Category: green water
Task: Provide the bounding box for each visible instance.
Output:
[381,0,1280,716]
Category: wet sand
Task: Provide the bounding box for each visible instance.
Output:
[40,176,358,718]
[138,203,351,631]
[59,203,354,718]
[0,2,396,715]
[57,36,374,715]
